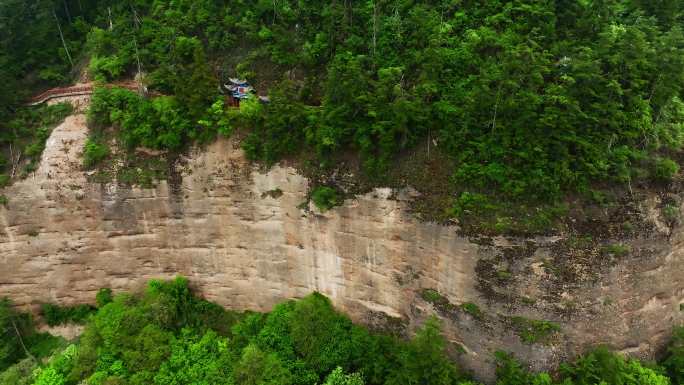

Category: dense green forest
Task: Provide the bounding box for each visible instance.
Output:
[3,0,684,231]
[1,277,683,385]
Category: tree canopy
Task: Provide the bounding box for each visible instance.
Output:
[3,0,684,230]
[1,278,683,385]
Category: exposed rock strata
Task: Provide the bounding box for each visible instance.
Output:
[1,114,683,380]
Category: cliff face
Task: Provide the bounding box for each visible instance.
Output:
[1,113,683,379]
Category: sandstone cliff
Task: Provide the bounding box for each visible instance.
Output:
[1,113,683,380]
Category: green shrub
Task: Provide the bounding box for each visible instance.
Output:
[0,195,8,207]
[22,162,37,175]
[6,276,684,385]
[0,174,10,187]
[0,298,62,373]
[88,55,125,82]
[5,0,684,237]
[95,288,113,308]
[23,129,49,158]
[510,317,560,344]
[82,137,110,169]
[4,104,73,178]
[421,289,444,304]
[240,82,309,164]
[451,192,495,217]
[495,351,553,385]
[460,302,482,319]
[40,303,96,326]
[496,270,513,280]
[39,278,467,385]
[420,289,457,313]
[652,157,680,182]
[311,186,340,211]
[0,298,29,372]
[497,348,670,385]
[563,347,669,385]
[0,358,37,385]
[601,244,631,258]
[664,327,684,385]
[663,204,681,223]
[87,87,199,151]
[323,367,364,385]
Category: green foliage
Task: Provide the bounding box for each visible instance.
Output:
[88,87,210,152]
[4,279,684,385]
[3,0,684,233]
[385,317,461,385]
[0,358,37,385]
[497,270,513,281]
[0,0,97,138]
[0,195,8,207]
[664,327,684,385]
[652,157,680,183]
[11,278,467,385]
[311,186,340,211]
[450,192,568,235]
[40,303,96,327]
[95,288,113,308]
[663,204,681,223]
[198,99,232,139]
[324,367,365,385]
[89,56,126,82]
[153,329,233,385]
[495,351,553,385]
[0,298,63,373]
[421,289,446,304]
[233,343,293,385]
[496,348,670,385]
[0,174,10,187]
[420,289,459,313]
[33,366,66,385]
[509,317,560,345]
[0,298,28,372]
[82,136,110,169]
[66,277,239,385]
[601,244,631,258]
[562,347,670,385]
[240,83,310,165]
[1,103,72,177]
[33,344,77,385]
[460,303,483,319]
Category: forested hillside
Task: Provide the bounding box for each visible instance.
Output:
[3,2,684,384]
[3,0,684,232]
[2,0,684,231]
[2,278,684,385]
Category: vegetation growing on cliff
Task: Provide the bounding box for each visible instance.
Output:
[3,1,684,232]
[0,103,72,182]
[1,278,684,385]
[0,299,65,373]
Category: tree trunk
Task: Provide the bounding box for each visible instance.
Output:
[9,143,21,178]
[62,0,72,24]
[11,318,36,363]
[53,9,74,68]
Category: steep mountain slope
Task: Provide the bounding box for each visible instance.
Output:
[2,110,683,380]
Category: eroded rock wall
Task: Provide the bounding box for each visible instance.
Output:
[1,114,683,380]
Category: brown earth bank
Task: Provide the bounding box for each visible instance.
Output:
[1,113,683,381]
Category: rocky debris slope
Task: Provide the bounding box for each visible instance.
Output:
[1,114,683,380]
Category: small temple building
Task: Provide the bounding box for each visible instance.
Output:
[224,78,269,106]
